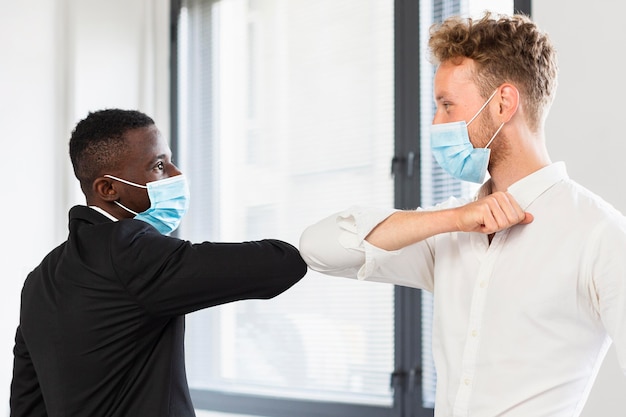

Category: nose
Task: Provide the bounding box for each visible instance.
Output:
[168,163,183,177]
[431,107,445,125]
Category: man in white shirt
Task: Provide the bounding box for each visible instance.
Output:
[299,13,626,417]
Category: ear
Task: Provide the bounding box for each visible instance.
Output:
[92,177,119,202]
[495,83,519,123]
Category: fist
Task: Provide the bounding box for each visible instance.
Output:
[456,191,533,234]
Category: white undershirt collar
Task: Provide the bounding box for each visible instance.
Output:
[88,205,119,222]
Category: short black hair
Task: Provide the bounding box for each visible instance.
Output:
[69,109,155,188]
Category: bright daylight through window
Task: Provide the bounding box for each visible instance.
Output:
[176,0,395,408]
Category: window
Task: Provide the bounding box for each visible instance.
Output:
[171,1,526,416]
[174,1,400,416]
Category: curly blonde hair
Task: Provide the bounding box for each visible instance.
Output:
[428,13,558,131]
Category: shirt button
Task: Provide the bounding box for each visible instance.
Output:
[480,281,487,288]
[471,330,478,337]
[464,378,471,386]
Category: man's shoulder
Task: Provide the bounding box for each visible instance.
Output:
[561,179,624,217]
[550,180,626,236]
[69,205,158,235]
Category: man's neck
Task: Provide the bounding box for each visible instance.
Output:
[489,160,551,193]
[487,127,552,193]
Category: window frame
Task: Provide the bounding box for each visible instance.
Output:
[169,1,531,416]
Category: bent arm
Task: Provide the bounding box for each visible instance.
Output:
[299,206,438,289]
[113,223,308,316]
[299,206,396,278]
[299,192,532,288]
[366,191,533,251]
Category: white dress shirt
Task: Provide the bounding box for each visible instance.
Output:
[299,162,626,417]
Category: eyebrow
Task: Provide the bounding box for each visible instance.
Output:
[434,95,450,106]
[143,153,169,169]
[435,90,455,101]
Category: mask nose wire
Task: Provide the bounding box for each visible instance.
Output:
[467,89,499,127]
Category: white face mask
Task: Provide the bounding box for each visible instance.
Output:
[430,89,505,183]
[104,174,190,235]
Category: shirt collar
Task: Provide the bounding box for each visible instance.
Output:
[475,162,568,210]
[89,205,119,221]
[507,162,568,209]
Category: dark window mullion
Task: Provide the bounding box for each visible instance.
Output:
[393,0,433,416]
[514,0,531,15]
[393,0,421,212]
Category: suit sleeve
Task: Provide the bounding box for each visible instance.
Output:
[10,326,48,417]
[111,222,308,317]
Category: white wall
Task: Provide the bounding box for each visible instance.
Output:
[0,0,60,413]
[1,0,625,416]
[0,0,169,414]
[533,2,626,416]
[1,1,65,415]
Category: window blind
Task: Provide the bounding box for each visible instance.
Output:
[176,0,396,407]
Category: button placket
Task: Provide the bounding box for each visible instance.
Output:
[453,230,510,415]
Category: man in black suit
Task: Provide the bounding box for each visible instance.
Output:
[10,109,307,417]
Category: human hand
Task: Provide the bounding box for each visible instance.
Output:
[455,191,533,234]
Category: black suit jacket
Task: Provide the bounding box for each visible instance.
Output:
[11,206,307,417]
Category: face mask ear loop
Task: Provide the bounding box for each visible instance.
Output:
[103,174,148,189]
[104,175,147,216]
[485,122,505,149]
[113,200,140,216]
[467,89,499,127]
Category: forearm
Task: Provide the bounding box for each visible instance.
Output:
[365,209,459,251]
[366,191,533,251]
[300,207,438,289]
[300,192,532,280]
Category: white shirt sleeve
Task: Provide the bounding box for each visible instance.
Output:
[299,206,436,291]
[591,217,626,374]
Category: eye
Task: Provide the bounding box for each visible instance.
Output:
[155,161,165,171]
[435,100,451,113]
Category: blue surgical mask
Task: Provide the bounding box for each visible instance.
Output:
[104,174,190,235]
[430,89,504,183]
